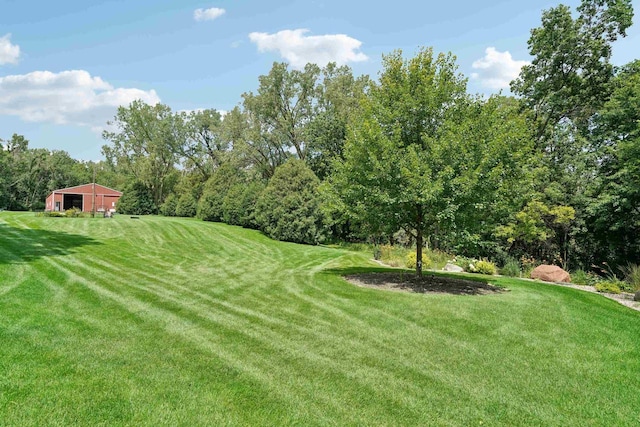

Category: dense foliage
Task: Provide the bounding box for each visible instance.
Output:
[3,0,637,277]
[255,159,324,244]
[116,181,156,215]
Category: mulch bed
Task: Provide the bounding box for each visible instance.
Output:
[345,272,506,296]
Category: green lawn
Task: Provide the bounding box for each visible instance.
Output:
[1,212,639,426]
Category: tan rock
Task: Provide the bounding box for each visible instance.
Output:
[530,264,571,283]
[443,262,464,273]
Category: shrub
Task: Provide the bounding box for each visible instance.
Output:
[621,263,640,291]
[595,281,622,294]
[453,256,496,274]
[571,269,601,286]
[500,258,521,277]
[255,159,324,245]
[221,184,245,226]
[453,255,476,272]
[197,164,241,222]
[426,249,452,269]
[117,182,156,215]
[473,260,497,275]
[593,262,635,292]
[64,207,81,218]
[160,194,177,216]
[377,244,405,267]
[520,256,540,278]
[175,193,197,218]
[222,181,265,228]
[405,252,431,270]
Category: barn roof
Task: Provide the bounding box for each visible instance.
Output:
[47,183,123,196]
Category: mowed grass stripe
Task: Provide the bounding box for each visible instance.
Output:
[1,212,640,426]
[35,248,436,423]
[3,219,475,422]
[42,239,444,387]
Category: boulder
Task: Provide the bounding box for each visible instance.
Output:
[530,264,571,283]
[634,290,640,302]
[443,262,464,273]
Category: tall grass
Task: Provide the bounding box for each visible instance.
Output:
[622,263,640,291]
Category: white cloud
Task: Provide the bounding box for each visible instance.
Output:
[0,70,160,130]
[0,34,21,65]
[248,29,368,69]
[471,47,529,90]
[194,7,225,22]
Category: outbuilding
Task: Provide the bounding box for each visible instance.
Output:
[45,183,122,213]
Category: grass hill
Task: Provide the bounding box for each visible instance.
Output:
[1,212,639,426]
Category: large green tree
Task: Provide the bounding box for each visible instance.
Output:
[330,48,469,275]
[241,63,320,161]
[223,106,291,179]
[0,134,91,211]
[331,49,535,274]
[586,60,640,264]
[175,109,227,180]
[511,0,633,140]
[510,0,634,268]
[306,63,368,179]
[102,101,181,210]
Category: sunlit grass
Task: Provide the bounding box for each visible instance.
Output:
[1,212,639,426]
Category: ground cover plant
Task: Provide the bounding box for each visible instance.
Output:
[1,212,640,426]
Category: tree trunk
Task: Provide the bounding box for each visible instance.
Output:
[416,228,423,276]
[416,205,423,276]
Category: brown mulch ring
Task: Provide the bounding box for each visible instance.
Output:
[345,272,507,296]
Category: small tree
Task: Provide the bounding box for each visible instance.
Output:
[329,48,468,275]
[175,193,197,218]
[329,48,533,274]
[223,180,265,228]
[117,181,156,215]
[160,194,177,216]
[197,163,242,222]
[255,159,324,244]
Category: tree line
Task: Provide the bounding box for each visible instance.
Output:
[1,0,637,275]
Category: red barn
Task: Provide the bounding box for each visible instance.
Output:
[45,183,122,213]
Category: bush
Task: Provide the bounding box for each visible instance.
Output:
[64,207,81,218]
[197,164,241,222]
[255,160,324,245]
[500,258,521,277]
[376,244,405,267]
[571,269,601,286]
[427,249,452,269]
[160,194,177,216]
[175,193,197,218]
[520,256,540,278]
[222,181,265,228]
[595,281,622,294]
[473,260,497,275]
[621,263,640,291]
[453,255,475,272]
[405,252,431,270]
[117,182,156,215]
[451,256,497,274]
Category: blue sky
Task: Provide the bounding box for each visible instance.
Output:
[1,0,639,160]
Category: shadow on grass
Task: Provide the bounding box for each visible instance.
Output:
[0,223,102,265]
[322,267,506,296]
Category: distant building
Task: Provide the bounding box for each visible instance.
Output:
[45,183,122,213]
